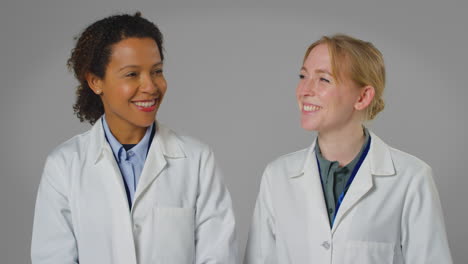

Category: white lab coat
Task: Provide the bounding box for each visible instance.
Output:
[31,119,238,264]
[244,132,452,264]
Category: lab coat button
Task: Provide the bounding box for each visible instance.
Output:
[321,241,330,250]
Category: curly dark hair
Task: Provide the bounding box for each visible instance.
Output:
[67,12,164,125]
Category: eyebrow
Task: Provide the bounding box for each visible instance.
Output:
[118,61,163,72]
[300,67,333,76]
[315,69,332,75]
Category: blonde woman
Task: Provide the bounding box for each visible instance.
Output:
[245,34,452,264]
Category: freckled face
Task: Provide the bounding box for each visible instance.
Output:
[97,37,167,131]
[296,44,362,133]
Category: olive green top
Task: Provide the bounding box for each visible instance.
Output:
[315,128,370,226]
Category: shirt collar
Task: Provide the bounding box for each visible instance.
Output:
[289,128,394,179]
[102,115,154,163]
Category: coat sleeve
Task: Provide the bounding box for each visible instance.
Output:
[31,156,79,264]
[244,168,278,264]
[400,165,453,264]
[194,148,239,264]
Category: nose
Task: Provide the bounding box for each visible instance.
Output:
[297,78,315,97]
[140,73,158,93]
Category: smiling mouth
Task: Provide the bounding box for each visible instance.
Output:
[133,100,156,108]
[132,99,159,112]
[303,104,322,112]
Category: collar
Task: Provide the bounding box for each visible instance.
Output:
[290,129,395,178]
[315,127,371,174]
[152,122,186,159]
[90,117,185,164]
[101,116,154,163]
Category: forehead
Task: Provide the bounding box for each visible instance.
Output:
[303,44,331,71]
[108,37,161,66]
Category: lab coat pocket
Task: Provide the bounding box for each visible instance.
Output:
[152,207,195,263]
[344,240,394,264]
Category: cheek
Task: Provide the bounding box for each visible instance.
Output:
[120,78,140,93]
[107,77,132,91]
[122,85,135,95]
[317,88,334,103]
[295,84,303,99]
[158,78,168,93]
[317,82,333,94]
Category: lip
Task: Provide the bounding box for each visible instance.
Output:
[132,99,158,113]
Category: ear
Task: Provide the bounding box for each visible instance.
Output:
[354,85,375,111]
[85,72,103,95]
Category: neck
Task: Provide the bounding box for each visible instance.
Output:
[105,117,147,145]
[317,123,365,167]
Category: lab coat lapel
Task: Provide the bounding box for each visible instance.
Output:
[133,123,185,205]
[293,141,331,231]
[99,149,132,211]
[90,118,132,212]
[331,158,373,234]
[90,119,138,264]
[331,132,396,234]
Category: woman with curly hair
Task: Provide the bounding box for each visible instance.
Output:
[31,12,238,264]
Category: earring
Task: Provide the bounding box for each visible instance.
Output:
[96,90,102,95]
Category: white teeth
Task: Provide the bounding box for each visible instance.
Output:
[303,105,321,111]
[134,100,156,108]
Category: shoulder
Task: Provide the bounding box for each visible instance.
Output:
[390,147,430,170]
[369,131,432,176]
[46,128,93,168]
[263,147,310,180]
[156,123,213,158]
[372,132,433,183]
[389,146,433,180]
[40,128,94,193]
[385,144,442,213]
[178,134,212,154]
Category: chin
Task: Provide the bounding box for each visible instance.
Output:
[300,120,319,131]
[136,116,156,128]
[300,114,319,130]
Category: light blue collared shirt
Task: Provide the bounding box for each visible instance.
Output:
[102,116,155,207]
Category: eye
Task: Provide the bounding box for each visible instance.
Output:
[299,74,305,79]
[320,77,330,83]
[125,72,138,78]
[152,69,163,75]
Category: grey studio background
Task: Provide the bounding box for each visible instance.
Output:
[1,0,467,263]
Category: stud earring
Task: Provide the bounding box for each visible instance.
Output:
[96,90,102,95]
